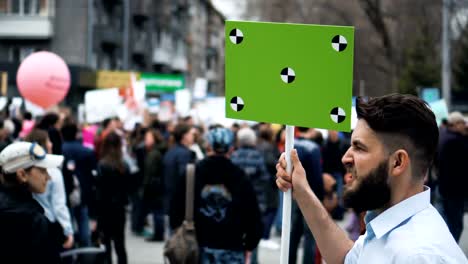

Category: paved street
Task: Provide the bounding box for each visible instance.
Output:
[122,214,468,263]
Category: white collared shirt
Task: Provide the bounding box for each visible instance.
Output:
[345,187,468,264]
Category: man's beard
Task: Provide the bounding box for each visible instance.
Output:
[343,159,391,213]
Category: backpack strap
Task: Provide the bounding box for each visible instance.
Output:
[184,163,196,222]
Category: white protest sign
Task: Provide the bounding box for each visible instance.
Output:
[9,97,23,118]
[85,88,121,124]
[193,78,208,99]
[25,100,45,117]
[429,99,449,126]
[159,101,175,122]
[192,97,254,127]
[175,89,191,117]
[0,97,8,111]
[78,104,85,125]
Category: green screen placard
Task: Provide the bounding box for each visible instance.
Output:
[225,21,354,131]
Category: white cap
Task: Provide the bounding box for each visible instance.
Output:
[0,142,64,173]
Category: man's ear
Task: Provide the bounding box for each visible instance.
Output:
[389,149,410,177]
[16,169,28,184]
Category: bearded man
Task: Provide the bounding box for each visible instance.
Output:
[276,94,468,263]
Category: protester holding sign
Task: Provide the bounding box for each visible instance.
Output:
[276,94,468,263]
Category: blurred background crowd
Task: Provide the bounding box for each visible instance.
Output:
[0,100,465,263]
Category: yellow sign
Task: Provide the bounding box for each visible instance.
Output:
[1,72,7,96]
[96,71,132,88]
[79,70,133,88]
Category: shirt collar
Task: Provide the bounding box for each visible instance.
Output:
[365,186,431,240]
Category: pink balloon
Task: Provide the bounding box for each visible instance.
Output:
[16,51,70,109]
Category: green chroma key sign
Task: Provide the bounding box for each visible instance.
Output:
[225,21,354,132]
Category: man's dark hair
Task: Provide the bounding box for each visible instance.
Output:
[297,127,310,132]
[356,94,439,179]
[61,122,78,142]
[23,112,32,121]
[36,113,59,130]
[183,116,192,122]
[102,118,112,129]
[173,124,192,144]
[259,128,273,142]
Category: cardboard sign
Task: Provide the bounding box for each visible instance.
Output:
[24,100,45,117]
[193,78,208,99]
[85,88,121,124]
[225,21,354,131]
[420,87,440,104]
[175,89,192,117]
[429,99,449,126]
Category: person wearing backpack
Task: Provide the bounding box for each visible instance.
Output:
[170,127,263,263]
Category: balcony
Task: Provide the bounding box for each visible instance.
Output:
[132,32,148,55]
[153,48,171,65]
[94,25,121,49]
[133,39,146,55]
[0,15,53,39]
[131,0,152,18]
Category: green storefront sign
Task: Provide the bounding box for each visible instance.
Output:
[140,73,185,92]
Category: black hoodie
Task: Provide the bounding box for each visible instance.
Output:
[0,185,60,263]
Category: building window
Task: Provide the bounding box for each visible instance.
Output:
[9,47,37,62]
[0,0,48,15]
[100,55,111,70]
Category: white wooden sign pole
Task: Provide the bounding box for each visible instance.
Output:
[280,125,295,264]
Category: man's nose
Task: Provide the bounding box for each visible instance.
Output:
[341,148,353,168]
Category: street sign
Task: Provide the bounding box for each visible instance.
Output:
[225,21,354,131]
[421,87,441,104]
[140,73,185,93]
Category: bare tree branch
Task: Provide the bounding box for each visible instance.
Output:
[358,0,393,61]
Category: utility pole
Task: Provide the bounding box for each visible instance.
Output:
[442,0,452,110]
[87,0,94,67]
[122,0,130,70]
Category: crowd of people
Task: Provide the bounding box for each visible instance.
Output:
[0,94,466,263]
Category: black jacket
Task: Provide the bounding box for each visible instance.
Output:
[62,140,97,212]
[142,143,166,208]
[437,130,468,198]
[170,156,263,251]
[322,139,348,176]
[257,141,280,209]
[96,162,131,214]
[0,185,60,263]
[162,144,195,212]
